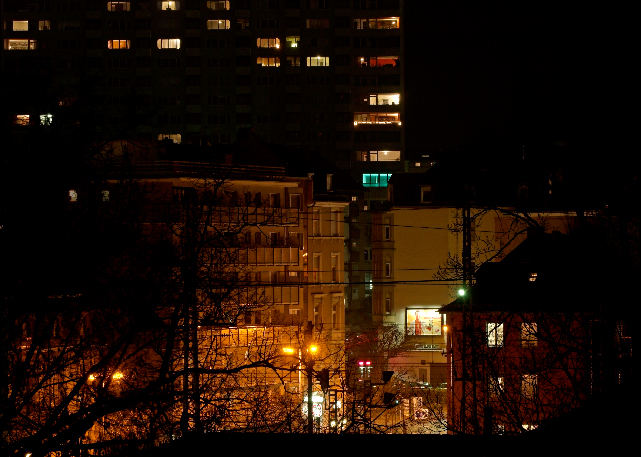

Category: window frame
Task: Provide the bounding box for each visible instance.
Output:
[156,38,181,49]
[486,322,504,347]
[207,19,230,30]
[521,322,538,347]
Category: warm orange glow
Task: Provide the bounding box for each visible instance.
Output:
[308,345,319,354]
[112,371,124,380]
[443,325,449,333]
[88,374,96,382]
[282,347,295,354]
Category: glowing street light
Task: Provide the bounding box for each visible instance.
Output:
[458,288,466,297]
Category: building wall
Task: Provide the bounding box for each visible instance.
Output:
[445,310,594,434]
[373,207,578,385]
[2,0,403,180]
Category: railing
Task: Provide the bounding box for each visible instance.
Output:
[207,206,301,226]
[102,160,287,180]
[239,247,302,266]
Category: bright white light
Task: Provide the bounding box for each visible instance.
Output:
[458,288,465,297]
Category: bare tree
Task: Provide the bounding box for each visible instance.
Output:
[1,164,317,455]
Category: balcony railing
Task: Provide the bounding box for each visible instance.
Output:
[238,247,302,266]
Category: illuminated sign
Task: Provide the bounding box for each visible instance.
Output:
[406,309,442,336]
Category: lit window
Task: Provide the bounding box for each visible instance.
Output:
[107,1,131,11]
[487,322,504,347]
[522,424,538,431]
[384,262,391,278]
[358,56,398,68]
[39,114,53,126]
[362,173,392,188]
[4,39,37,50]
[365,272,373,290]
[353,17,400,30]
[307,56,330,67]
[157,38,181,49]
[38,20,51,31]
[305,18,330,29]
[12,21,29,31]
[359,150,401,162]
[101,190,110,202]
[107,39,130,49]
[256,56,280,67]
[257,37,280,49]
[489,376,504,400]
[160,1,178,10]
[368,93,400,106]
[207,19,230,30]
[15,114,30,126]
[286,36,300,48]
[521,323,537,347]
[68,189,78,202]
[206,0,229,10]
[157,133,182,143]
[385,297,391,314]
[528,272,538,282]
[354,112,401,126]
[521,374,537,399]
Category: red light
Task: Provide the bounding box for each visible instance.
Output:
[358,361,364,366]
[365,361,371,366]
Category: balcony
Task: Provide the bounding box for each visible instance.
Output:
[239,247,302,266]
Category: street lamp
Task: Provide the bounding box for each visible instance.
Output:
[282,342,320,434]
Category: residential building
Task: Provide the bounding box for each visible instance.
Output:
[2,0,403,186]
[5,154,350,449]
[441,232,633,434]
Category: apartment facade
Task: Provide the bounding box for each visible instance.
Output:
[368,175,580,387]
[2,0,403,184]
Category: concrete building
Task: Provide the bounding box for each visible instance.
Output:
[2,0,404,186]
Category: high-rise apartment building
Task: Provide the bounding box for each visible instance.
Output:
[2,0,403,186]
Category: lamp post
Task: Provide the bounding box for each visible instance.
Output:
[282,342,319,434]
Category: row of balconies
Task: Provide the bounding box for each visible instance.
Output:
[236,246,302,265]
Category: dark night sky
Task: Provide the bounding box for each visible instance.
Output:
[403,3,634,166]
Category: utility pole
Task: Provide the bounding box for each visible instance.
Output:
[304,321,315,434]
[180,189,201,435]
[460,192,472,434]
